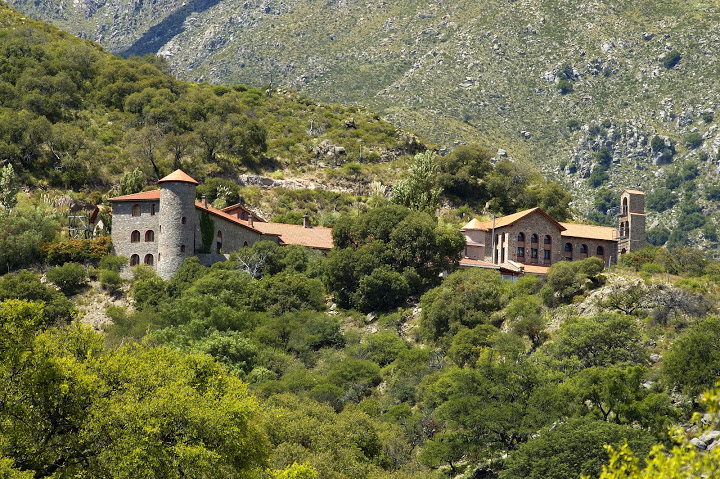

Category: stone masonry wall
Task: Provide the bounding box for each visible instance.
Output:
[111,200,160,273]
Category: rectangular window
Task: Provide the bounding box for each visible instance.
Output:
[180,245,185,253]
[543,249,551,260]
[531,248,538,258]
[517,247,525,257]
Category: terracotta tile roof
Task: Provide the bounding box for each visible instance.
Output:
[253,222,334,250]
[221,203,267,222]
[195,202,266,234]
[158,169,199,185]
[461,218,487,230]
[622,189,645,195]
[522,264,551,275]
[464,208,566,232]
[560,222,617,241]
[459,258,500,269]
[108,190,161,202]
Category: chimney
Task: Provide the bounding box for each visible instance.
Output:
[201,194,207,208]
[303,212,310,228]
[248,212,254,227]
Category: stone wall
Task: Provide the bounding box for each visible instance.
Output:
[111,200,160,273]
[158,182,197,280]
[193,208,277,255]
[483,213,563,265]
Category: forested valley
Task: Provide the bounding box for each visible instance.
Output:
[1,2,720,479]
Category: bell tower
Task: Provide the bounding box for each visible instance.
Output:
[617,189,646,254]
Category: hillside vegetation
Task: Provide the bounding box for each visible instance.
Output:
[12,0,720,251]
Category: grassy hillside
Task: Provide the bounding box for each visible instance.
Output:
[12,0,720,251]
[0,1,428,202]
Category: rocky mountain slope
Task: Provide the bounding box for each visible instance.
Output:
[9,0,720,247]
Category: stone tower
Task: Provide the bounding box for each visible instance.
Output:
[157,170,198,280]
[617,189,646,254]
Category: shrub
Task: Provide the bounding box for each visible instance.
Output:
[663,316,720,396]
[98,254,129,273]
[683,132,703,150]
[41,237,113,266]
[701,111,714,124]
[588,168,609,187]
[645,226,670,246]
[46,262,87,295]
[557,79,574,95]
[99,269,122,292]
[353,266,410,313]
[663,50,681,69]
[646,188,677,213]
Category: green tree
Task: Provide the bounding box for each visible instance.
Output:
[663,316,720,396]
[45,262,87,295]
[420,268,509,341]
[501,417,656,479]
[543,313,646,369]
[119,167,145,195]
[353,265,409,313]
[0,304,268,478]
[391,151,443,211]
[0,163,19,210]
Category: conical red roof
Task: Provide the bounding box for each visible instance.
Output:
[157,169,198,185]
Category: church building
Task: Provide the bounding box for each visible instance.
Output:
[460,189,645,276]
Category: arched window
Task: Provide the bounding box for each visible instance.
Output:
[517,232,525,242]
[580,244,588,254]
[150,203,156,216]
[131,230,140,243]
[145,230,154,242]
[131,204,141,217]
[243,241,249,247]
[144,254,154,266]
[130,254,140,266]
[531,234,538,244]
[622,197,628,215]
[597,246,605,256]
[181,217,187,225]
[544,235,552,245]
[216,230,223,254]
[564,242,573,252]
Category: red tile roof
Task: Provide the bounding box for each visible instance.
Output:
[462,208,566,232]
[522,264,551,275]
[253,222,334,250]
[158,169,199,185]
[459,258,500,269]
[559,222,617,241]
[221,203,267,222]
[195,202,267,234]
[108,190,161,202]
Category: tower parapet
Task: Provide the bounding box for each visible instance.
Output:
[157,170,198,279]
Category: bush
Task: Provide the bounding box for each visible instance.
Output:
[663,316,720,396]
[702,111,714,124]
[683,132,703,150]
[99,269,122,292]
[353,266,410,313]
[663,50,681,69]
[587,167,609,187]
[646,188,677,213]
[41,237,113,266]
[645,226,670,246]
[558,79,574,95]
[98,254,129,273]
[46,262,87,295]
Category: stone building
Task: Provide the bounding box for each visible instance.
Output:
[460,189,645,275]
[109,170,332,279]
